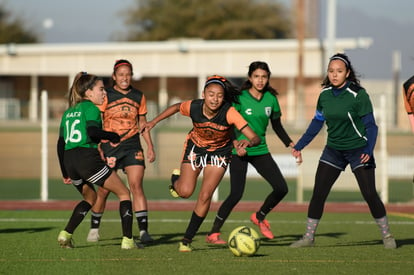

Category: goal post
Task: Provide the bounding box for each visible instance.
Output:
[41,90,48,202]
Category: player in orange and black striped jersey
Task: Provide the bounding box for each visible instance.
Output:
[87,60,155,244]
[142,75,260,252]
[207,61,298,244]
[403,75,414,133]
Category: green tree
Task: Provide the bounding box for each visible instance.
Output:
[122,0,292,41]
[0,4,39,43]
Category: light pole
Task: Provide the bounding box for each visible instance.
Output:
[295,0,306,128]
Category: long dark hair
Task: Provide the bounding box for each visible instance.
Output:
[240,61,278,96]
[322,53,360,88]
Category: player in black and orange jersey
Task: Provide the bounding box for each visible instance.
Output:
[207,61,299,244]
[87,60,156,244]
[142,75,260,252]
[403,75,414,133]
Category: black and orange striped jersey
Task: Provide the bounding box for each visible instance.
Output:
[98,87,147,142]
[180,99,248,153]
[403,76,414,114]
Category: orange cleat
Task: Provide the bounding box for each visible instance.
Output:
[250,212,274,239]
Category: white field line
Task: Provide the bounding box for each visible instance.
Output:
[1,218,414,225]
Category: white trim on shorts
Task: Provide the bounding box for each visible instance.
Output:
[87,166,110,184]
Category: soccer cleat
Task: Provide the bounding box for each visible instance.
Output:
[171,168,181,180]
[383,234,397,249]
[250,212,274,239]
[290,237,315,248]
[206,233,227,244]
[140,230,154,244]
[121,236,137,249]
[86,228,100,242]
[179,241,193,252]
[58,230,74,248]
[169,185,179,198]
[169,169,180,198]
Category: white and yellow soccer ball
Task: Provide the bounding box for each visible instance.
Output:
[228,226,260,257]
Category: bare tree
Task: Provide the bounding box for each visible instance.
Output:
[121,0,292,41]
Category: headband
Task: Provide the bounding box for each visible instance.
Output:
[204,78,225,89]
[113,59,133,74]
[114,62,132,70]
[330,56,350,68]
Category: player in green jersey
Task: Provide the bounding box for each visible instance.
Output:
[207,61,300,243]
[56,72,136,249]
[290,53,396,249]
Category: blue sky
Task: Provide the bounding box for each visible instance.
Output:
[2,0,414,80]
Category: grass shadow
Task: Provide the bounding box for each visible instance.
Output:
[0,226,55,234]
[394,238,414,248]
[257,232,348,247]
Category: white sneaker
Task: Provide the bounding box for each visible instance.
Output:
[86,228,100,242]
[383,234,397,249]
[290,236,314,248]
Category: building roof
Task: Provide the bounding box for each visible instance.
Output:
[0,38,372,77]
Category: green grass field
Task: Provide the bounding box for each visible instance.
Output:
[1,177,413,203]
[1,177,414,274]
[1,210,414,274]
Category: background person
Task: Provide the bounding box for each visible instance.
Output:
[142,75,260,252]
[290,53,396,249]
[87,59,156,244]
[57,72,135,249]
[402,75,414,133]
[207,61,300,243]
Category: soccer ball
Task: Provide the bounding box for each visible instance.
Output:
[228,226,260,257]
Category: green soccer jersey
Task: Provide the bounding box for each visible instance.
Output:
[59,100,102,150]
[317,82,373,150]
[232,89,281,156]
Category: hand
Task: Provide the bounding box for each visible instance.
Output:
[141,121,156,134]
[360,153,370,163]
[235,140,250,156]
[291,148,301,158]
[236,147,247,156]
[291,148,303,165]
[62,177,72,185]
[109,141,120,147]
[147,148,156,163]
[236,139,250,149]
[295,153,303,165]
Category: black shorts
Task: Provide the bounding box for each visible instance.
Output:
[63,147,111,188]
[181,137,231,170]
[101,134,145,170]
[320,145,376,171]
